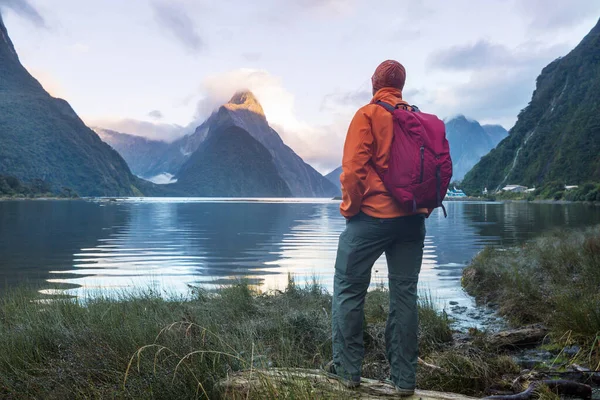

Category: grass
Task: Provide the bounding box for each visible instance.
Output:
[0,279,427,399]
[417,349,519,396]
[462,225,600,369]
[0,277,520,398]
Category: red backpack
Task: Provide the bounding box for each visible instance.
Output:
[375,101,452,217]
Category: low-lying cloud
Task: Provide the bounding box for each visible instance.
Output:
[192,69,296,126]
[187,68,349,173]
[87,118,185,143]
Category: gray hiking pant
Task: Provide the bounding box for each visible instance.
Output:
[332,212,426,388]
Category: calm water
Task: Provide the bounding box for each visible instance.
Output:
[1,199,600,320]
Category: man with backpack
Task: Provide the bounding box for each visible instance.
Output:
[325,60,451,395]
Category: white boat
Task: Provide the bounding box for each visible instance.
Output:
[446,187,467,198]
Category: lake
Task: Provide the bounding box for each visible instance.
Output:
[1,199,600,323]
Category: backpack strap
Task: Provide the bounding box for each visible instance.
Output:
[376,101,419,113]
[375,101,396,113]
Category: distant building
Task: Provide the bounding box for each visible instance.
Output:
[502,185,528,193]
[525,188,536,193]
[446,187,467,198]
[565,185,579,190]
[483,187,488,195]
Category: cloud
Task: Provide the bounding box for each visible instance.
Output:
[429,40,568,71]
[192,69,296,125]
[189,68,349,172]
[87,118,185,143]
[0,0,45,27]
[389,27,421,40]
[69,42,89,53]
[242,52,262,62]
[320,89,371,113]
[517,0,600,31]
[272,121,347,173]
[147,109,164,120]
[152,1,203,52]
[146,173,177,184]
[264,0,357,22]
[429,40,511,70]
[423,38,573,127]
[403,88,421,99]
[295,0,356,14]
[427,67,539,126]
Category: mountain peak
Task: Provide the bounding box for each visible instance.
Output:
[445,114,479,125]
[224,90,265,116]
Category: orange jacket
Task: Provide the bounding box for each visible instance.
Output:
[340,87,430,219]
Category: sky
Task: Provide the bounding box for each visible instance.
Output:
[1,0,599,173]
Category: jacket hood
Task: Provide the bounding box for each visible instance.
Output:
[370,87,407,107]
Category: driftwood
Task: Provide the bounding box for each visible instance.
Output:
[485,325,548,349]
[483,379,592,400]
[419,357,444,372]
[218,368,478,399]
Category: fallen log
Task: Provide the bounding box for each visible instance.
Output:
[486,325,548,350]
[218,368,478,399]
[483,379,592,400]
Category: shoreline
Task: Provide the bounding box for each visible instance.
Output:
[2,195,599,207]
[0,197,81,201]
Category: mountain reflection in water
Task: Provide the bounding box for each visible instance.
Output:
[1,199,600,320]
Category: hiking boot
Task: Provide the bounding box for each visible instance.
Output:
[383,379,415,397]
[322,361,360,388]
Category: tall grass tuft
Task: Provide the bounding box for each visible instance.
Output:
[0,276,459,398]
[463,225,600,368]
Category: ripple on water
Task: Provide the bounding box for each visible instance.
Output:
[2,199,600,327]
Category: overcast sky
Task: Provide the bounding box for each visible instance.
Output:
[1,0,599,173]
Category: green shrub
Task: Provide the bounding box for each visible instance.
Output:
[0,174,78,198]
[463,226,600,368]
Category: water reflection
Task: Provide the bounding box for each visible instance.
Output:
[0,201,128,289]
[1,200,599,311]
